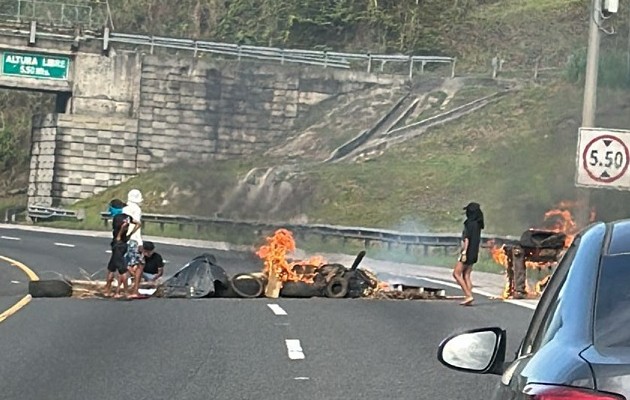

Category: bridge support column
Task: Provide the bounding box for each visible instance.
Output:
[27,113,140,207]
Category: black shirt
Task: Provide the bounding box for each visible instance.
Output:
[143,252,164,274]
[463,219,482,264]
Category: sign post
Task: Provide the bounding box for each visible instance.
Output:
[1,52,70,80]
[576,127,630,190]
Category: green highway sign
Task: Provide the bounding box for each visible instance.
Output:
[1,52,70,80]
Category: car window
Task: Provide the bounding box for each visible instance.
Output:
[594,253,630,348]
[519,223,606,356]
[519,241,576,356]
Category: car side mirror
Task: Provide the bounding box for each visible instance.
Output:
[437,327,507,375]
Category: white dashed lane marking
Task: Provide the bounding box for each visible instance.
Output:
[294,377,310,380]
[267,304,288,316]
[1,236,20,241]
[419,277,538,310]
[54,242,76,248]
[285,339,305,360]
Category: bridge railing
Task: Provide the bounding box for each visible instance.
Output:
[0,17,455,78]
[107,33,456,78]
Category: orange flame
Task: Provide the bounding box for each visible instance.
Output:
[255,229,326,283]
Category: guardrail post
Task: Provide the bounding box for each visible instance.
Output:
[196,224,201,234]
[281,49,285,65]
[451,58,457,78]
[364,239,370,248]
[159,222,165,232]
[29,21,36,44]
[420,61,426,74]
[238,45,242,62]
[423,245,429,257]
[103,26,110,54]
[408,56,414,80]
[178,223,184,232]
[150,36,155,55]
[193,41,198,58]
[324,51,328,68]
[367,53,372,73]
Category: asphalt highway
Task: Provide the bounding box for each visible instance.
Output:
[0,226,533,400]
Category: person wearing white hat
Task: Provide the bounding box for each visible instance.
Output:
[122,188,144,297]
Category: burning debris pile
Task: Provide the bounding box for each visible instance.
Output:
[255,228,383,299]
[32,229,449,301]
[489,200,596,299]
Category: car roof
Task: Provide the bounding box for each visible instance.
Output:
[606,219,630,256]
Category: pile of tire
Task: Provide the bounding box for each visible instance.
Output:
[278,252,378,299]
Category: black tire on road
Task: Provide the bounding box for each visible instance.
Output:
[230,273,264,298]
[280,281,321,298]
[325,277,349,298]
[28,280,73,298]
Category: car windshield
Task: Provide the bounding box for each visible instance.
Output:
[594,253,630,348]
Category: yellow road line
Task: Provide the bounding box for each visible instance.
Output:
[0,294,32,323]
[0,255,39,281]
[0,254,39,324]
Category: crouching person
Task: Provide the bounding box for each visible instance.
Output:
[141,241,164,286]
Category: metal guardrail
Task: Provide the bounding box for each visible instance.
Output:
[107,33,456,77]
[97,211,518,255]
[0,20,456,78]
[21,206,517,254]
[27,205,84,222]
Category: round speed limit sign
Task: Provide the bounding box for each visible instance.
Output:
[582,134,630,183]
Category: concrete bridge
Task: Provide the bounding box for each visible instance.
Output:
[0,8,449,207]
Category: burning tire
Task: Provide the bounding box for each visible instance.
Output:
[325,277,349,298]
[280,281,322,298]
[29,280,72,298]
[230,273,264,298]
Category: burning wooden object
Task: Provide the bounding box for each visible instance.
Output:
[490,200,596,299]
[496,229,566,299]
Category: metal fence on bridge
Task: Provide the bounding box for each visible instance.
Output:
[0,1,456,78]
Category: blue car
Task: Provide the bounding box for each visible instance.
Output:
[437,219,630,400]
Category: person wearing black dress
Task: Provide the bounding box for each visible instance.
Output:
[452,202,485,306]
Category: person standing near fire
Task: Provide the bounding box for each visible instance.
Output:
[452,202,484,306]
[123,189,145,298]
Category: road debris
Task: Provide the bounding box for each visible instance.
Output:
[30,228,456,301]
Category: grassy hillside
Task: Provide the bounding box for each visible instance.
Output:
[46,80,630,237]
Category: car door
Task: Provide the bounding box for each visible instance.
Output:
[490,234,581,400]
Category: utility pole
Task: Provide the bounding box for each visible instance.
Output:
[577,0,602,227]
